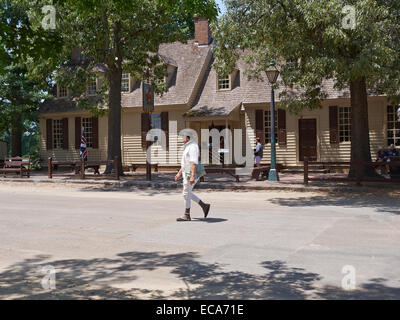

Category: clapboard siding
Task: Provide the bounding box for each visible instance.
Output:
[245,97,387,166]
[121,108,187,165]
[39,115,107,164]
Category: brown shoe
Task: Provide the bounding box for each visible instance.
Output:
[199,201,211,218]
[177,213,191,222]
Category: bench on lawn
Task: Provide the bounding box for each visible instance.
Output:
[0,157,30,178]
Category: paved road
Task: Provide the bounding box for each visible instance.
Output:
[0,182,399,299]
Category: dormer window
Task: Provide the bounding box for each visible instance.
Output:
[121,73,130,93]
[58,86,68,98]
[217,75,231,91]
[87,78,97,96]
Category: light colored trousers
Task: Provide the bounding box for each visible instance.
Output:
[183,175,200,209]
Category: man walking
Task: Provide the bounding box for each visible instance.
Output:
[175,134,210,222]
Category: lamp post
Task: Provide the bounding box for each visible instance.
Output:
[265,61,280,181]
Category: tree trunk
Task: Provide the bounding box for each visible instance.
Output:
[104,21,123,175]
[348,77,376,178]
[104,69,123,175]
[11,121,23,157]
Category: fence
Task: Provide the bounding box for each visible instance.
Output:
[303,157,400,186]
[48,156,120,180]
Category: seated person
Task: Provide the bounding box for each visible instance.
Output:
[376,147,389,175]
[387,144,399,157]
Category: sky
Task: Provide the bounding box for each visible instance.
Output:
[216,0,226,16]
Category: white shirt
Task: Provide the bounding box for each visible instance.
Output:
[181,140,199,174]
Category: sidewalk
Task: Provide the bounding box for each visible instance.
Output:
[1,169,400,192]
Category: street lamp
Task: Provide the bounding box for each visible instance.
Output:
[265,61,280,181]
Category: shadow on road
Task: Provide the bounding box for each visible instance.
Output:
[0,251,399,299]
[268,191,400,215]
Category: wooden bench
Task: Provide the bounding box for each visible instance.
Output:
[389,156,400,180]
[0,157,30,178]
[204,167,240,182]
[131,163,158,172]
[48,157,119,179]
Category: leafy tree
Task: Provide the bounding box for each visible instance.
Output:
[0,1,61,72]
[23,0,218,173]
[0,64,45,156]
[212,0,400,177]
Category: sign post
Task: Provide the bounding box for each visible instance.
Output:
[143,82,154,181]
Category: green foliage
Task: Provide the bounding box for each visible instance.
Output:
[0,64,46,136]
[212,0,400,113]
[0,0,62,73]
[21,0,219,114]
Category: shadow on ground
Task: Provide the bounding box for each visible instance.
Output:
[0,251,399,300]
[268,190,400,215]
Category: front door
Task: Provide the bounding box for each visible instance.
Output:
[299,119,317,161]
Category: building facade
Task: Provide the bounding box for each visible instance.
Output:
[39,18,398,168]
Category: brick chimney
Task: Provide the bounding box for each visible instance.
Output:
[194,15,211,46]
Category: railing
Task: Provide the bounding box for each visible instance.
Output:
[48,156,120,180]
[303,157,400,186]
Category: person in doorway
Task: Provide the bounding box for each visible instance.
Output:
[175,133,210,222]
[254,137,263,168]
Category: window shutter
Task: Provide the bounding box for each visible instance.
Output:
[161,112,169,149]
[141,112,150,149]
[329,106,339,144]
[46,119,53,150]
[62,118,69,150]
[92,117,99,149]
[255,109,264,143]
[75,117,81,149]
[278,109,287,145]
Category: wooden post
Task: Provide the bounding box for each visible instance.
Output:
[114,156,120,180]
[80,158,85,180]
[304,157,309,186]
[48,157,53,179]
[355,158,361,186]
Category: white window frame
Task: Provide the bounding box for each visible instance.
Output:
[387,105,400,147]
[82,117,93,148]
[121,73,130,93]
[53,119,64,149]
[339,106,351,143]
[58,85,68,98]
[264,110,278,144]
[217,74,231,91]
[87,78,97,96]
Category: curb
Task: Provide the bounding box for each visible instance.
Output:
[1,177,397,193]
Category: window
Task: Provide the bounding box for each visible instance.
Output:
[264,110,278,144]
[82,117,93,148]
[217,75,231,90]
[151,113,161,129]
[121,73,130,92]
[339,106,351,142]
[58,86,68,98]
[53,120,64,149]
[150,114,161,144]
[87,78,97,95]
[387,105,400,146]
